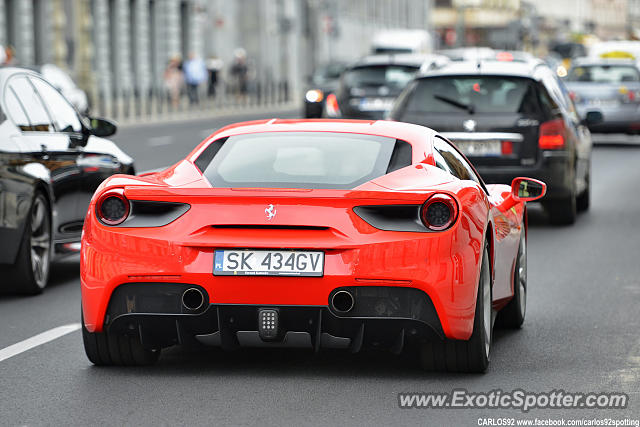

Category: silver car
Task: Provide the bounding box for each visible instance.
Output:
[564,58,640,133]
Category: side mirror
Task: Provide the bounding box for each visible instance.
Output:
[511,177,547,202]
[88,117,117,137]
[583,110,603,126]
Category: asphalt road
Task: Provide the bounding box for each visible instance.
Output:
[0,113,639,425]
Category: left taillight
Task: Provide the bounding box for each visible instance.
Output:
[420,194,459,231]
[96,190,130,226]
[538,118,566,150]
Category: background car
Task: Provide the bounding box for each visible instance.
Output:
[303,62,346,118]
[0,67,134,294]
[564,58,640,134]
[325,54,448,120]
[39,64,90,115]
[389,58,599,225]
[80,119,545,372]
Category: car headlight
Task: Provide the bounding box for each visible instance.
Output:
[305,89,324,103]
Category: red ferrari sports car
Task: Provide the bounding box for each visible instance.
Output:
[80,119,545,372]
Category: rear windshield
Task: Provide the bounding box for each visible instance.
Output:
[398,76,538,114]
[343,65,418,89]
[567,65,640,83]
[198,132,412,189]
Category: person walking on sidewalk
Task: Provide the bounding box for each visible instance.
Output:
[184,52,207,105]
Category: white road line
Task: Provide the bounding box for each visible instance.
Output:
[0,323,81,363]
[147,135,173,147]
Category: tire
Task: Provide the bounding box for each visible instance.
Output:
[419,243,492,373]
[576,171,590,212]
[82,311,160,366]
[3,192,52,295]
[497,230,527,328]
[545,192,576,225]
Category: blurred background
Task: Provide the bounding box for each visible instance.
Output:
[0,0,636,122]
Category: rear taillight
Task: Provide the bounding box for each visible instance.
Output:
[325,93,341,117]
[420,194,458,231]
[501,140,513,155]
[539,118,566,150]
[96,190,130,226]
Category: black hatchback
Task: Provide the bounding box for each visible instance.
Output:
[389,59,601,225]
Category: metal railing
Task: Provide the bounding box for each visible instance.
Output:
[90,79,292,124]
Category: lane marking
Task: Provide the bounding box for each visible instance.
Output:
[0,323,81,363]
[138,166,168,175]
[147,136,173,147]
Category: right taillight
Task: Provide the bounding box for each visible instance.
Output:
[539,118,566,150]
[420,194,458,231]
[96,190,130,226]
[325,93,341,117]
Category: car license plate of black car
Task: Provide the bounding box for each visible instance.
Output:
[213,249,324,276]
[454,140,502,156]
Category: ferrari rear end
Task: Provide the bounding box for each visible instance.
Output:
[80,124,486,365]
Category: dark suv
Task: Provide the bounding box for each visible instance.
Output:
[325,54,448,120]
[389,59,601,224]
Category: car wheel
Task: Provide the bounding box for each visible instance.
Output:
[81,310,160,366]
[4,192,52,295]
[576,171,590,212]
[420,243,492,373]
[497,230,527,328]
[545,191,576,225]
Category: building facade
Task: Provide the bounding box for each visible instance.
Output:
[0,0,431,118]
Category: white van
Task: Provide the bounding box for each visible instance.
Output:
[371,29,433,55]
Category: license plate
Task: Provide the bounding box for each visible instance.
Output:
[358,97,394,111]
[213,249,324,277]
[454,140,502,157]
[585,99,620,107]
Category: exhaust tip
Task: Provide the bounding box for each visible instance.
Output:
[182,287,205,311]
[331,290,354,313]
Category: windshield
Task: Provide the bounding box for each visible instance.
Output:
[399,76,537,114]
[343,65,418,90]
[201,132,412,189]
[311,63,345,85]
[567,65,640,83]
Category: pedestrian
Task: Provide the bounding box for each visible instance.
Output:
[206,55,224,98]
[163,55,184,109]
[184,52,207,105]
[230,48,249,101]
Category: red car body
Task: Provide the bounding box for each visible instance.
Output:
[80,119,545,370]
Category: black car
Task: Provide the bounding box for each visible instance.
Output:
[389,59,601,225]
[0,67,134,294]
[325,54,448,120]
[303,62,346,118]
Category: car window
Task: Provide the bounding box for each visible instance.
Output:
[434,137,481,184]
[7,76,53,132]
[30,77,82,133]
[567,65,640,83]
[4,88,30,131]
[401,76,539,115]
[200,132,411,189]
[343,65,418,89]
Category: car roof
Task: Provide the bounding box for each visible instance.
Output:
[350,54,445,68]
[191,119,436,163]
[417,59,548,79]
[0,67,41,89]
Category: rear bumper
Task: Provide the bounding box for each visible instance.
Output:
[476,151,572,200]
[102,283,444,351]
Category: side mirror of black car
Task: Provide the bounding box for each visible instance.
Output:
[583,111,603,126]
[88,117,118,137]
